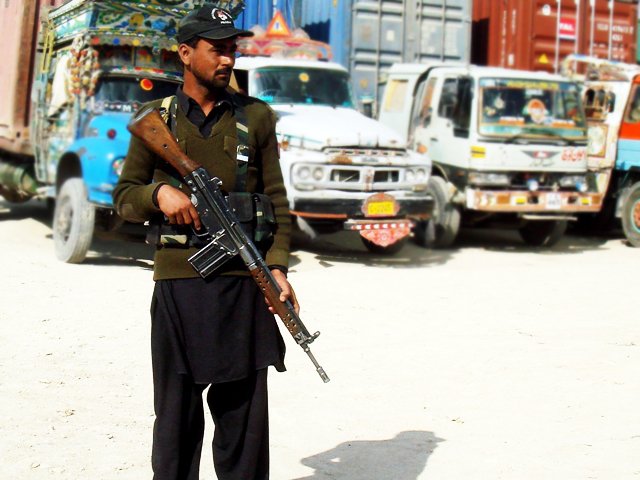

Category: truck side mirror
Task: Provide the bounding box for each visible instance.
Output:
[361,97,374,118]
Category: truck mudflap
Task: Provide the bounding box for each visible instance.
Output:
[465,188,603,213]
[344,218,414,247]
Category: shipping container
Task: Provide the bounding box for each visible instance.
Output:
[295,0,471,113]
[0,0,65,154]
[472,0,638,73]
[293,0,352,66]
[235,0,297,31]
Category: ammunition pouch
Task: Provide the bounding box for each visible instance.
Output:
[147,192,277,252]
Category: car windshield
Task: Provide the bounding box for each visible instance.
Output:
[252,67,354,107]
[93,76,179,112]
[478,78,587,140]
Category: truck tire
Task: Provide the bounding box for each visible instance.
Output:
[518,220,567,247]
[414,176,460,248]
[361,236,408,255]
[53,178,95,263]
[621,181,640,247]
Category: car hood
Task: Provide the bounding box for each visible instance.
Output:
[271,105,406,151]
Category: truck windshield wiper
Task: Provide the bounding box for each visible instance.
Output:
[503,133,532,144]
[532,128,574,145]
[502,130,574,145]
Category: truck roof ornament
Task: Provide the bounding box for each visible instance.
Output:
[561,54,640,82]
[237,10,332,61]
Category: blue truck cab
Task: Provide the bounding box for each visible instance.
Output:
[26,0,196,262]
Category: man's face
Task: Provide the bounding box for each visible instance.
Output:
[181,37,237,91]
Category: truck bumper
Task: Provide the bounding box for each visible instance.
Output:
[465,188,604,213]
[291,195,433,248]
[290,196,434,220]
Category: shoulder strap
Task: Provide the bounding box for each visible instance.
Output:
[234,104,250,192]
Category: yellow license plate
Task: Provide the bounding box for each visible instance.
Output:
[367,201,395,216]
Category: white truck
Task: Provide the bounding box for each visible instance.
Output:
[231,55,434,253]
[379,63,604,247]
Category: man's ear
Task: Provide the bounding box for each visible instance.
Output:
[178,43,193,66]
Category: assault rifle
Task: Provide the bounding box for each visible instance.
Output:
[128,108,329,383]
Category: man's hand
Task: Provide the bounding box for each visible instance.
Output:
[156,184,202,230]
[267,269,299,314]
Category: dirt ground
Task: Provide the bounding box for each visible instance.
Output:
[1,198,638,479]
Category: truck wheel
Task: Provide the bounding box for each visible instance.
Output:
[621,182,640,247]
[518,220,567,247]
[361,236,407,255]
[53,178,95,263]
[414,176,460,248]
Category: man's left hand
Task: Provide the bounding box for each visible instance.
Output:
[268,269,300,314]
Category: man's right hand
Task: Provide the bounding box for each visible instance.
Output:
[156,184,202,230]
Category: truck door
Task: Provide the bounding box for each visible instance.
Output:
[429,76,473,175]
[408,76,437,154]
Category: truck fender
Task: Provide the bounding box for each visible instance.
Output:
[62,137,130,207]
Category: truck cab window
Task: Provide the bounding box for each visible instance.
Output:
[382,79,408,113]
[625,86,640,123]
[437,77,472,137]
[453,77,472,137]
[410,77,437,131]
[438,78,458,118]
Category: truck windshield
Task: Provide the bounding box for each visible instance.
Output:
[252,67,354,107]
[93,76,179,111]
[478,78,587,140]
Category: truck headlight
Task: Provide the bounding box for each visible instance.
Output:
[292,164,326,184]
[559,175,588,192]
[296,166,311,180]
[312,167,324,180]
[405,168,429,182]
[112,157,125,178]
[468,172,511,186]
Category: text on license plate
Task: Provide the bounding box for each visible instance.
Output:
[367,201,395,216]
[545,193,563,210]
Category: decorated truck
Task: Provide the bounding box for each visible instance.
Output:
[378,63,604,247]
[232,16,434,254]
[561,55,640,247]
[0,0,236,262]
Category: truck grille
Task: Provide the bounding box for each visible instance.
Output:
[321,148,408,191]
[324,148,406,159]
[327,166,403,191]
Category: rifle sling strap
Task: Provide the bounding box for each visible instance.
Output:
[159,95,250,191]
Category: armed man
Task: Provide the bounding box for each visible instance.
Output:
[113,5,297,479]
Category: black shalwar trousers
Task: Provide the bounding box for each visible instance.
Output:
[149,277,285,480]
[151,368,269,480]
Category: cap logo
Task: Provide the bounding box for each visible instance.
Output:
[212,8,232,24]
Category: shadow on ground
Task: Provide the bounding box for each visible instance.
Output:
[454,226,612,255]
[291,431,444,480]
[290,231,454,270]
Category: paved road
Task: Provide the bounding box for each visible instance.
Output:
[1,198,638,479]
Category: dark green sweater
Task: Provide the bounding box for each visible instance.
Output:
[113,93,291,280]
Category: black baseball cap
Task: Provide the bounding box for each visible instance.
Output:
[177,5,254,44]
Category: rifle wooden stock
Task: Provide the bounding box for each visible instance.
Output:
[250,266,303,338]
[127,108,199,177]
